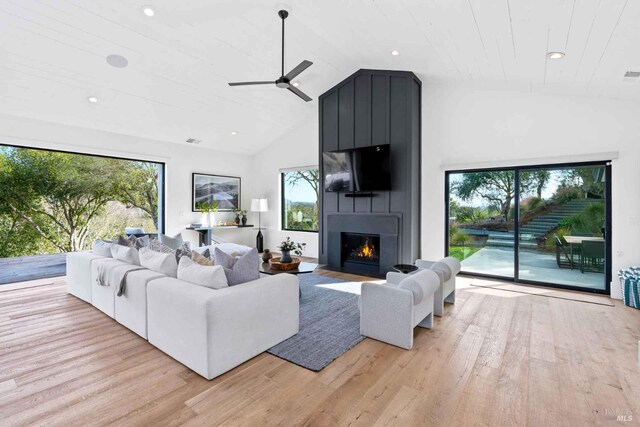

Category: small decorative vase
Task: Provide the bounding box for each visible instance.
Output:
[280,250,292,263]
[262,249,273,263]
[241,215,247,226]
[202,212,210,227]
[235,215,240,225]
[209,212,215,227]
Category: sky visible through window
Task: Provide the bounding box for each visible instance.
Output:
[284,173,317,202]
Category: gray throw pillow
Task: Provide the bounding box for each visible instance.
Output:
[158,233,184,250]
[116,235,134,248]
[213,247,259,286]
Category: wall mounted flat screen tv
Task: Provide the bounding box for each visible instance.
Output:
[323,144,391,193]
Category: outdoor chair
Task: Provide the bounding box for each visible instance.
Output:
[554,234,576,269]
[580,240,605,273]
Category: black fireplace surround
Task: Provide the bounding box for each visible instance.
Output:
[318,69,421,276]
[326,213,400,276]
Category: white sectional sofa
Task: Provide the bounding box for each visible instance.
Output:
[66,250,299,380]
[148,274,299,380]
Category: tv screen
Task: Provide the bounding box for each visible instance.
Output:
[323,145,391,192]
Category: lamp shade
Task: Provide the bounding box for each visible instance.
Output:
[250,198,268,212]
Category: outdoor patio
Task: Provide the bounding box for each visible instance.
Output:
[0,253,66,285]
[460,246,605,290]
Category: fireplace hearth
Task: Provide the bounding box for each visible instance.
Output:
[341,233,380,272]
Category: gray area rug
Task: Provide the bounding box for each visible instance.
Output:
[267,274,364,371]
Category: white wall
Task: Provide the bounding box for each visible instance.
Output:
[0,113,255,249]
[246,120,320,257]
[421,85,640,299]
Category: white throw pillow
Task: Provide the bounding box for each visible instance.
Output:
[139,247,178,278]
[177,256,228,289]
[110,244,140,266]
[92,239,113,257]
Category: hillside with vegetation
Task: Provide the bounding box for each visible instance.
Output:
[0,147,159,258]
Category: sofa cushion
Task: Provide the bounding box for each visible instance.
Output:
[92,239,114,257]
[110,244,140,266]
[214,247,259,286]
[139,247,177,278]
[177,256,228,289]
[158,233,184,250]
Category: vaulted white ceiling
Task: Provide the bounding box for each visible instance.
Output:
[1,0,639,154]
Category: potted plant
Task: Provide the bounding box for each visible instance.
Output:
[196,200,218,227]
[233,209,241,225]
[240,209,248,226]
[277,237,306,263]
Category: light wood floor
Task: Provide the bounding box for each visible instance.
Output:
[1,272,639,426]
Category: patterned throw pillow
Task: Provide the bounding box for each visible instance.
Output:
[213,247,259,286]
[175,242,192,264]
[148,238,174,254]
[191,250,213,266]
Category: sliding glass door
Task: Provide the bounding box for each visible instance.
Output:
[446,162,610,293]
[447,170,515,279]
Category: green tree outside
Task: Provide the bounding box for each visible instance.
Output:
[0,146,160,257]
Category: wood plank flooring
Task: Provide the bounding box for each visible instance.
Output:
[1,273,639,426]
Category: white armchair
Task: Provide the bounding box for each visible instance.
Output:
[415,256,461,317]
[359,269,440,350]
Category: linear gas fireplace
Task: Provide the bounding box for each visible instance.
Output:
[341,232,380,273]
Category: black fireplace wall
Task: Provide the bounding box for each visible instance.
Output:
[318,69,422,273]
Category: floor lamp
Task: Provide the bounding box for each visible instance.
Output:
[251,198,268,253]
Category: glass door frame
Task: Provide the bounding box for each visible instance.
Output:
[444,160,612,295]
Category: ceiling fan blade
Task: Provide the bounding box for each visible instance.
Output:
[228,81,274,86]
[287,85,312,102]
[283,60,313,81]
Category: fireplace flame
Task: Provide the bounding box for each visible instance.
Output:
[356,239,375,259]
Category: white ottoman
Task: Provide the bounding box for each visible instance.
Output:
[66,251,105,303]
[115,269,166,339]
[90,258,134,318]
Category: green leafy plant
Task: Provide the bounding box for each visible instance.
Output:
[196,200,218,213]
[277,237,306,255]
[552,187,582,204]
[565,203,605,236]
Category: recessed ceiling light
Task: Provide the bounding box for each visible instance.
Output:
[391,50,400,56]
[231,131,238,135]
[547,52,565,60]
[106,54,129,68]
[87,96,98,103]
[142,6,155,17]
[292,81,300,87]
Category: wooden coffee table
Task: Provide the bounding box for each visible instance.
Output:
[259,261,318,275]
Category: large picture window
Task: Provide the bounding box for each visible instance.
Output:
[281,168,319,232]
[0,144,165,258]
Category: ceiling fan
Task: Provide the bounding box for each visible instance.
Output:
[228,10,313,102]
